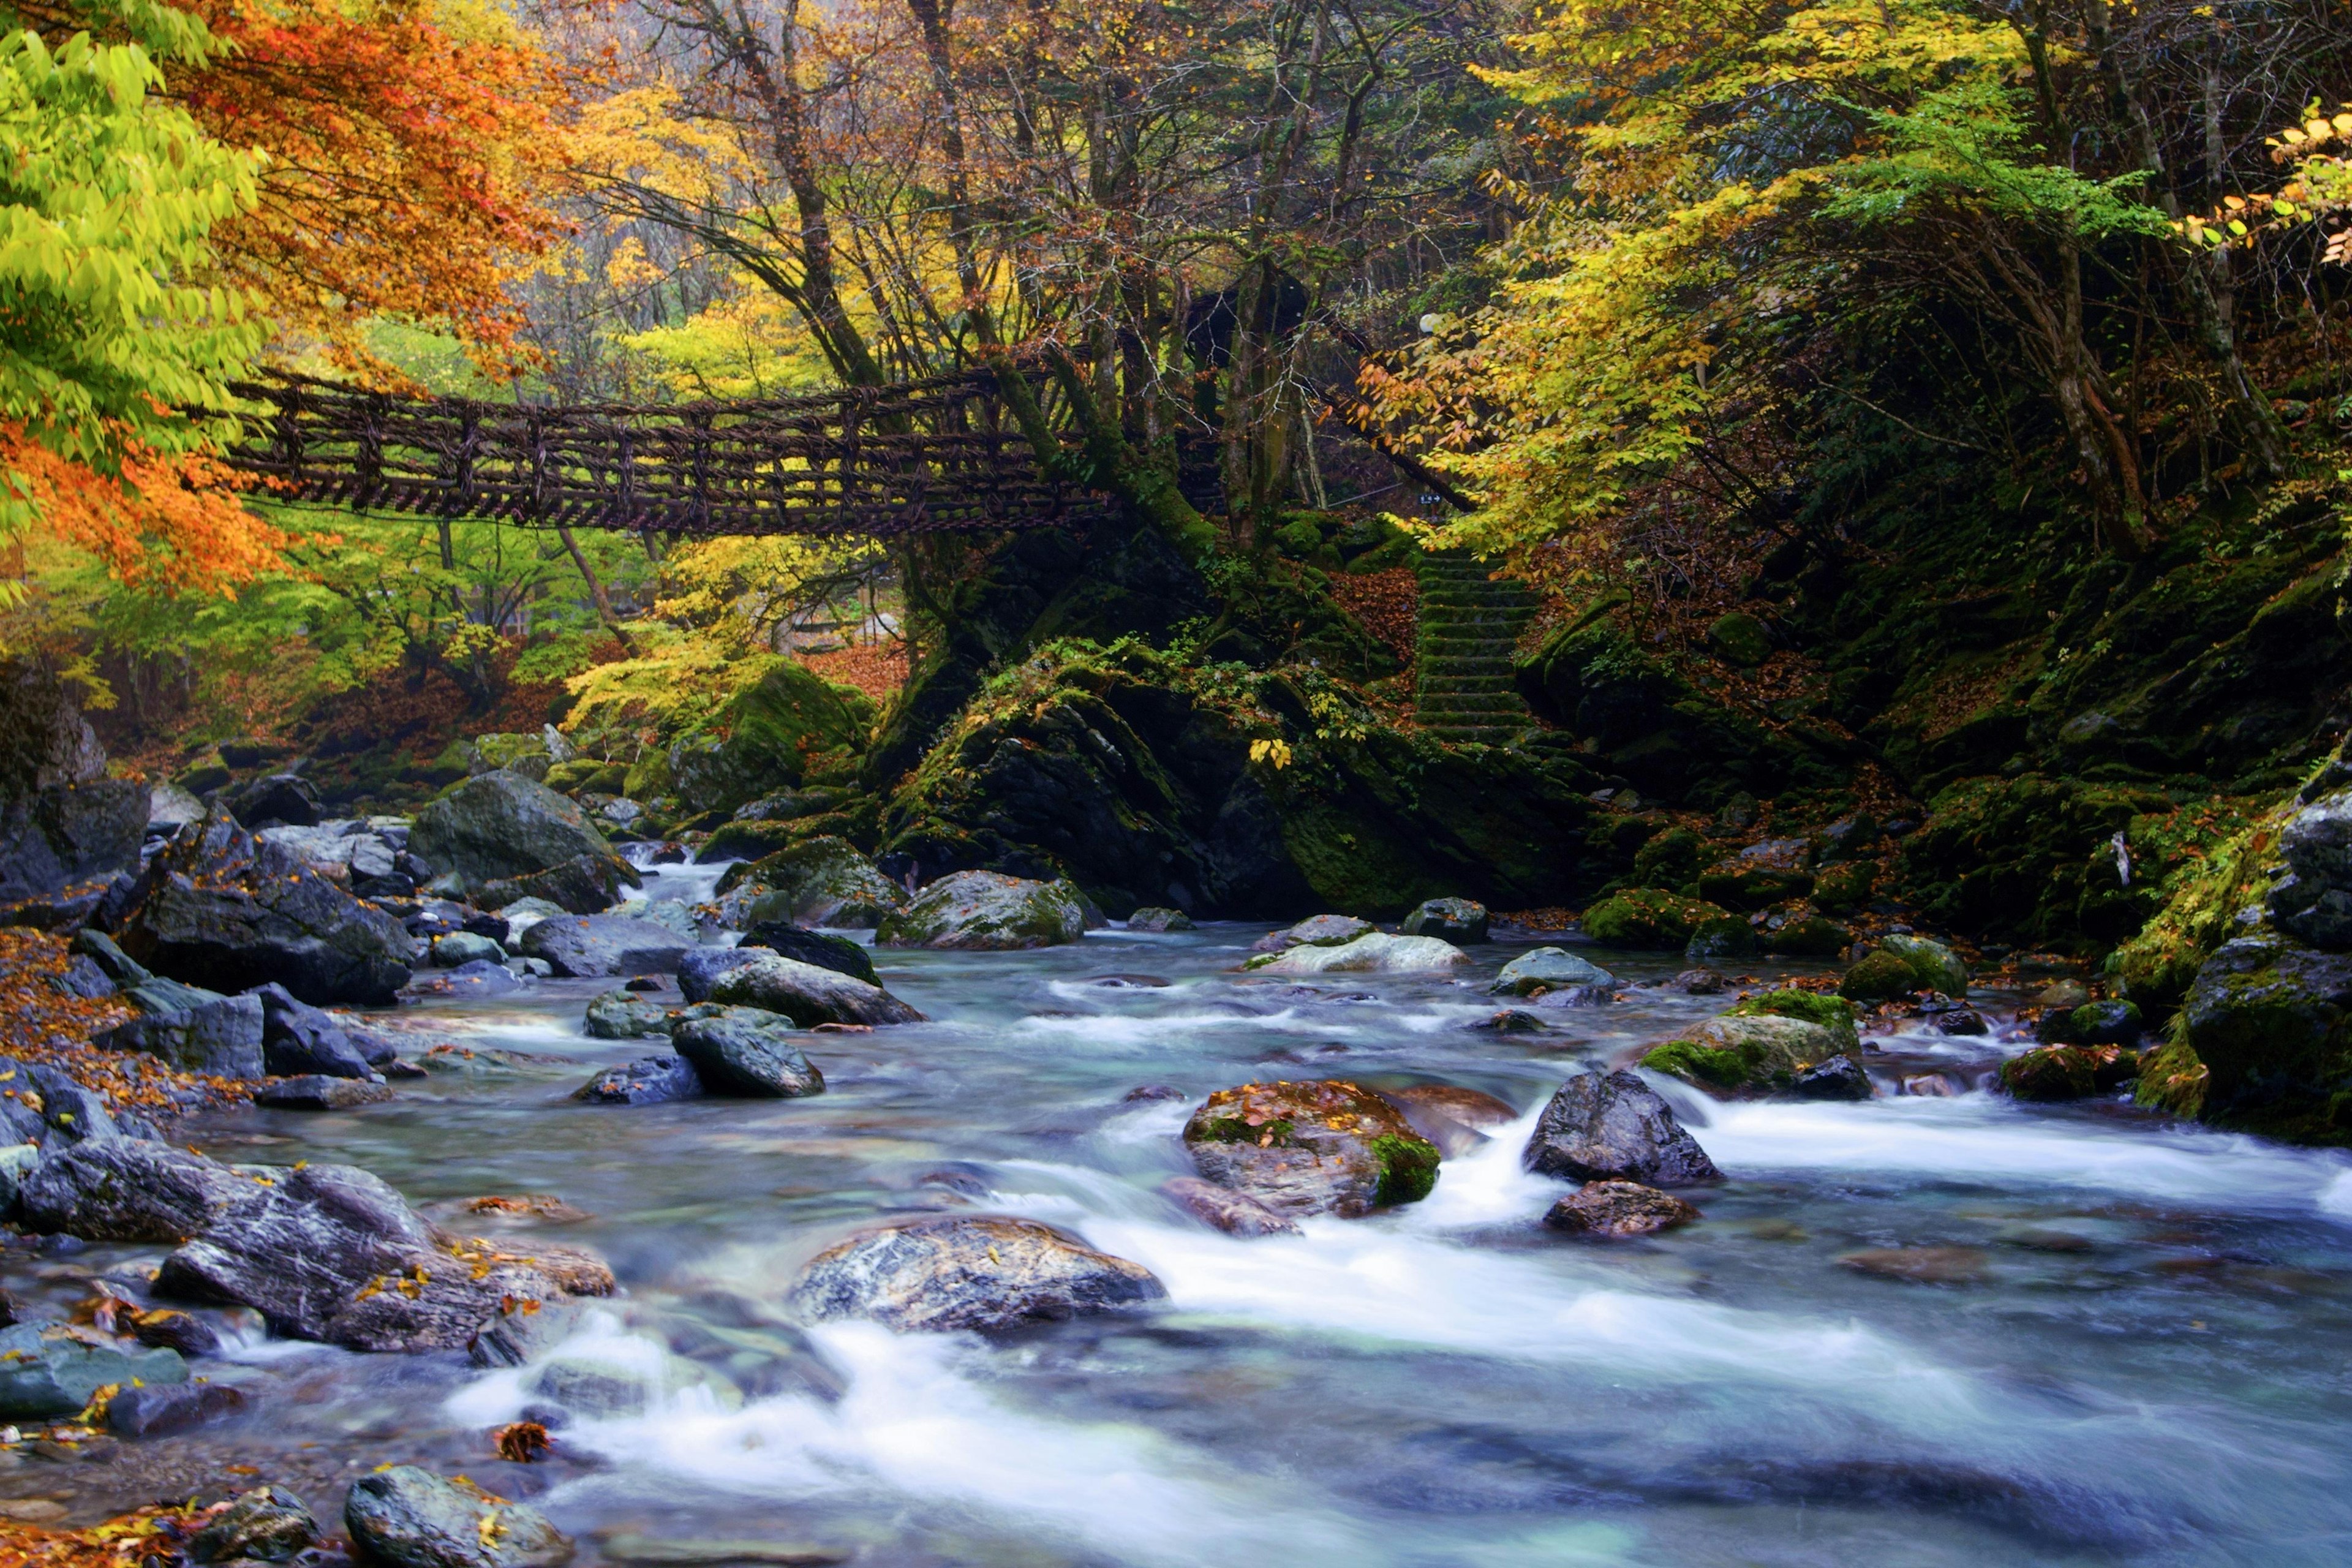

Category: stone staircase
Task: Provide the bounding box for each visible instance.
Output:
[1414,551,1538,745]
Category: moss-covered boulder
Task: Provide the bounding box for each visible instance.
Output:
[2000,1044,2136,1102]
[1243,932,1471,976]
[1812,861,1874,914]
[545,758,626,796]
[467,733,552,782]
[1183,1079,1439,1217]
[2157,937,2352,1141]
[1839,949,1918,1002]
[717,836,904,930]
[1880,933,1969,996]
[1402,896,1488,942]
[1582,888,1732,948]
[1697,841,1815,910]
[877,869,1090,950]
[1684,917,1758,963]
[1725,989,1862,1053]
[1640,1012,1853,1096]
[1765,915,1852,957]
[1706,612,1773,668]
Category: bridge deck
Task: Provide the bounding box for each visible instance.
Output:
[224,371,1116,536]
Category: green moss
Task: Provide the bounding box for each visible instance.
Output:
[1369,1132,1440,1206]
[1728,989,1860,1052]
[1812,861,1874,913]
[1640,1040,1754,1090]
[1765,916,1852,957]
[1197,1115,1295,1147]
[1582,888,1733,948]
[1705,611,1773,667]
[2133,1031,2211,1117]
[2000,1046,2100,1101]
[1632,827,1704,888]
[1839,949,1918,1002]
[2113,801,2279,1019]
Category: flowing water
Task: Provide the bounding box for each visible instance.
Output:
[17,886,2352,1566]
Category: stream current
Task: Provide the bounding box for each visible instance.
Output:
[16,866,2352,1566]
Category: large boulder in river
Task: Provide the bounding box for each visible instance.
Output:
[477,853,638,916]
[726,837,905,929]
[115,805,413,1005]
[790,1215,1165,1332]
[516,914,690,977]
[1523,1069,1722,1187]
[1183,1079,1441,1217]
[740,922,881,986]
[1243,932,1469,976]
[1251,913,1376,952]
[0,657,145,903]
[345,1466,572,1568]
[707,953,923,1026]
[672,1013,824,1096]
[250,982,377,1078]
[19,1140,254,1242]
[877,869,1090,949]
[1637,1014,1855,1098]
[1401,897,1488,941]
[409,771,630,890]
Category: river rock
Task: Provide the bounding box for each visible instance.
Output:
[673,1014,824,1097]
[116,805,414,1004]
[433,931,506,967]
[1160,1175,1301,1237]
[1879,933,1969,997]
[1999,1043,2135,1101]
[344,1466,573,1568]
[709,954,924,1026]
[96,991,266,1077]
[573,1055,705,1105]
[1542,1181,1700,1237]
[790,1215,1166,1332]
[254,1075,396,1110]
[730,837,905,929]
[1126,906,1195,932]
[1523,1069,1722,1186]
[1183,1079,1441,1217]
[409,770,625,887]
[20,1139,254,1241]
[1490,946,1615,996]
[1403,897,1488,941]
[517,914,690,978]
[1243,933,1469,976]
[148,782,206,831]
[185,1485,316,1561]
[876,870,1090,950]
[248,982,376,1078]
[478,852,641,916]
[585,989,674,1039]
[0,660,144,902]
[1790,1054,1872,1099]
[152,1156,612,1352]
[1638,1014,1850,1097]
[677,946,772,1002]
[0,1321,188,1418]
[0,1143,38,1210]
[1684,917,1759,963]
[1839,949,1920,1002]
[18,1061,119,1144]
[106,1379,247,1439]
[1839,1246,1990,1284]
[1251,914,1376,952]
[1383,1084,1519,1128]
[229,773,321,828]
[739,922,881,986]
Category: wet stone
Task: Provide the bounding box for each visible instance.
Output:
[1523,1069,1722,1188]
[1839,1246,1991,1285]
[1161,1176,1301,1237]
[186,1483,316,1562]
[790,1215,1166,1332]
[344,1464,574,1568]
[252,1075,396,1110]
[1543,1181,1700,1237]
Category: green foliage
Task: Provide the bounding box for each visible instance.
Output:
[1638,1041,1754,1091]
[1369,1132,1441,1207]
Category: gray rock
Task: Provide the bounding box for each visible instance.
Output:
[517,914,690,978]
[1490,946,1616,996]
[254,1075,395,1110]
[875,870,1089,950]
[0,1142,38,1210]
[1789,1055,1872,1100]
[1245,932,1470,976]
[229,773,321,828]
[0,1321,187,1418]
[673,1014,824,1097]
[1183,1079,1442,1218]
[1542,1180,1700,1237]
[1523,1070,1722,1187]
[790,1215,1165,1332]
[22,1061,121,1142]
[433,931,507,967]
[344,1466,573,1568]
[71,928,151,986]
[409,770,624,887]
[0,778,148,905]
[468,1298,587,1368]
[20,1138,258,1240]
[149,783,208,831]
[1161,1175,1300,1237]
[404,957,526,998]
[737,923,881,987]
[676,946,773,1003]
[185,1484,314,1561]
[1125,906,1195,933]
[248,982,377,1078]
[96,992,266,1077]
[1251,913,1376,952]
[584,989,674,1039]
[1402,897,1488,942]
[573,1055,704,1106]
[708,954,924,1027]
[1880,933,1969,997]
[154,1156,613,1352]
[106,1379,247,1439]
[117,805,414,1004]
[478,853,641,916]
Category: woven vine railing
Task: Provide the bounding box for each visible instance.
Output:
[222,370,1117,537]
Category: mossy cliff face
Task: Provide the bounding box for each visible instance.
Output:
[876,640,1615,919]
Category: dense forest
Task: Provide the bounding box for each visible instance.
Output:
[4,0,2352,1558]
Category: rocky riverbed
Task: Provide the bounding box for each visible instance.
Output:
[7,886,2352,1565]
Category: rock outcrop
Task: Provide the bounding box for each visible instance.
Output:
[0,658,145,904]
[408,771,635,907]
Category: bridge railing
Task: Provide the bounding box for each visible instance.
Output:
[222,370,1115,537]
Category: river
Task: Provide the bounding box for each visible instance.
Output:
[13,885,2352,1566]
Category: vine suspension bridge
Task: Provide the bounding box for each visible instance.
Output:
[221,369,1123,538]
